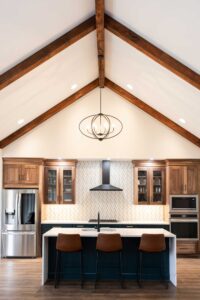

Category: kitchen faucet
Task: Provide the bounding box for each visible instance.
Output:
[97,212,100,232]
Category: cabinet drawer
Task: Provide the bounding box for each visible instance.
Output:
[177,241,197,254]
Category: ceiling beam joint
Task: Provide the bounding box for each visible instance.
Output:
[95,0,105,88]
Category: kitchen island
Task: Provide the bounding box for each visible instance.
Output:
[42,227,176,286]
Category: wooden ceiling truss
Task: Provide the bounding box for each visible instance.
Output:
[0,6,199,148]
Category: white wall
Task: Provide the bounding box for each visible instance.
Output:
[2,88,200,159]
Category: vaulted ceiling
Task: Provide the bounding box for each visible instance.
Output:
[0,0,200,148]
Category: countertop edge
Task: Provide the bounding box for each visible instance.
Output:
[43,227,175,238]
[41,220,170,225]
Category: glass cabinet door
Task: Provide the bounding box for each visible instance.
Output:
[137,169,148,204]
[60,168,74,204]
[151,168,165,204]
[45,168,58,203]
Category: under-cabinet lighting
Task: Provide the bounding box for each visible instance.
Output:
[70,83,78,90]
[17,119,24,125]
[149,157,154,161]
[179,118,186,124]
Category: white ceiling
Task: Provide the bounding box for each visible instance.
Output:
[105,0,200,73]
[0,32,98,139]
[0,0,95,72]
[0,0,200,144]
[105,31,200,137]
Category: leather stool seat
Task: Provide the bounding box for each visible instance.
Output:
[95,233,124,288]
[54,233,83,288]
[138,234,168,288]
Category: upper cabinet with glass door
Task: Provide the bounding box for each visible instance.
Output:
[133,161,166,205]
[44,160,77,204]
[60,168,75,204]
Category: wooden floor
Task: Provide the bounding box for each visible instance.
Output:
[0,257,199,300]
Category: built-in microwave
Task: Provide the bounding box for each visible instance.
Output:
[170,195,198,212]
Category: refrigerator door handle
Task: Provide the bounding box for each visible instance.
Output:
[17,193,22,225]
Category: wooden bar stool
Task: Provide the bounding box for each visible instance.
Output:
[137,233,168,288]
[54,233,83,288]
[95,233,124,288]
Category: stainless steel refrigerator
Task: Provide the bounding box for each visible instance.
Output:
[1,189,38,257]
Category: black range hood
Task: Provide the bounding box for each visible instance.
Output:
[90,160,123,191]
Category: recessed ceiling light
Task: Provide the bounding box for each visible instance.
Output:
[126,83,133,90]
[70,83,78,90]
[17,119,24,125]
[179,118,186,124]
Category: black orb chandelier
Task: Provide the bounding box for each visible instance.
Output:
[79,88,123,141]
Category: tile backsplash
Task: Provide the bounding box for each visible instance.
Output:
[42,161,166,222]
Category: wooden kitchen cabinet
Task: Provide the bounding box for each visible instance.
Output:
[133,161,166,205]
[168,164,198,195]
[177,241,198,254]
[44,160,77,204]
[3,158,42,188]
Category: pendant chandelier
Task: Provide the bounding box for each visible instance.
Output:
[79,88,123,141]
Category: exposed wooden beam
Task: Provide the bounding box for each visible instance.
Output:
[95,0,105,87]
[0,79,98,148]
[105,15,200,90]
[105,78,200,147]
[0,16,96,90]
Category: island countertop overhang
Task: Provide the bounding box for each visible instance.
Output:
[43,227,175,238]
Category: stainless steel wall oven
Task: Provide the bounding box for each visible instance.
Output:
[170,213,199,240]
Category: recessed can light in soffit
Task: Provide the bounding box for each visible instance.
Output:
[179,118,186,124]
[17,119,24,125]
[126,83,133,90]
[70,83,78,90]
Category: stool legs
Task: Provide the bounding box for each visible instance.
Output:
[137,251,143,288]
[137,251,168,288]
[95,251,100,289]
[54,250,83,288]
[80,251,83,289]
[160,252,169,289]
[95,251,124,289]
[119,251,124,288]
[54,250,60,288]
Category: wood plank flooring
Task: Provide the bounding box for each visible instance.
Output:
[0,257,199,300]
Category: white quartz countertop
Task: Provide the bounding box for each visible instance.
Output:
[43,227,175,238]
[41,220,169,225]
